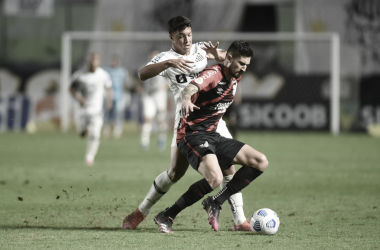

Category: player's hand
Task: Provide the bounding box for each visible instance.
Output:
[182,99,200,118]
[202,41,223,61]
[168,59,194,73]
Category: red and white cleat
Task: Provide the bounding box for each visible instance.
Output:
[122,208,146,229]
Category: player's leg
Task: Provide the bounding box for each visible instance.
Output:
[102,100,113,138]
[122,144,189,229]
[85,114,103,166]
[154,90,168,151]
[141,95,155,150]
[155,154,221,233]
[113,98,125,139]
[217,119,249,230]
[212,144,268,206]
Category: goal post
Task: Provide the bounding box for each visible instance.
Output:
[60,31,340,134]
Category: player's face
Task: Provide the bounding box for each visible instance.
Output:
[170,27,192,56]
[89,54,100,72]
[228,55,251,79]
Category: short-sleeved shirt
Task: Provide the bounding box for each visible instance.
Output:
[71,67,112,115]
[147,42,208,126]
[176,64,241,144]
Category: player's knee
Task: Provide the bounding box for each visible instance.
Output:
[256,154,269,172]
[248,153,268,172]
[206,174,223,190]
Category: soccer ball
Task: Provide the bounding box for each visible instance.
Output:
[250,208,280,235]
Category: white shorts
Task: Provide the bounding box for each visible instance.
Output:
[142,90,167,120]
[170,118,232,147]
[79,112,103,139]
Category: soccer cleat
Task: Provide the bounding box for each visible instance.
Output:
[85,159,94,167]
[202,197,222,232]
[154,210,174,233]
[122,208,146,230]
[232,219,252,232]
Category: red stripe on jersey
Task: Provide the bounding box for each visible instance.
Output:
[187,111,220,126]
[184,137,202,158]
[197,82,235,107]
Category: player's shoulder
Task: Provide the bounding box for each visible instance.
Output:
[151,51,171,63]
[194,65,222,85]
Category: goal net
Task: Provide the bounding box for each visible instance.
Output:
[60,31,340,134]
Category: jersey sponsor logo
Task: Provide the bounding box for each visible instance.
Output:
[175,73,201,83]
[194,77,203,85]
[215,102,232,113]
[175,74,188,83]
[200,66,219,81]
[199,141,209,148]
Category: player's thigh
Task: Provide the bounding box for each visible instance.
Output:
[142,96,157,120]
[232,144,268,171]
[89,115,103,138]
[198,154,223,189]
[167,146,189,182]
[153,91,167,112]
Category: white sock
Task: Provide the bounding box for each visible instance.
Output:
[85,137,100,162]
[220,174,247,225]
[138,171,174,216]
[141,123,152,147]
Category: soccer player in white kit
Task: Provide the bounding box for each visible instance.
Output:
[70,53,113,166]
[140,50,169,151]
[122,16,251,231]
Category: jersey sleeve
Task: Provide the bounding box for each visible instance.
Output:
[146,52,167,76]
[190,66,221,93]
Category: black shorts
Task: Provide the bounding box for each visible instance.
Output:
[177,131,245,171]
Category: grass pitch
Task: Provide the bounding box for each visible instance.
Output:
[0,130,379,249]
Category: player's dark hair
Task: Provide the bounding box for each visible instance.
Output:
[226,41,253,59]
[168,16,192,34]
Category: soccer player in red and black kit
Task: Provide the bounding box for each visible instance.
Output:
[153,41,269,233]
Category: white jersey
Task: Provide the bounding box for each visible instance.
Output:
[146,42,232,146]
[147,42,208,118]
[72,67,112,115]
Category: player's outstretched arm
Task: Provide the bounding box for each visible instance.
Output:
[139,59,195,81]
[181,83,200,118]
[203,41,227,62]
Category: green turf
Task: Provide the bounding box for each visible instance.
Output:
[0,131,379,249]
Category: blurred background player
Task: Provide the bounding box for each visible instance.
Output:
[103,55,129,139]
[122,16,251,232]
[70,53,113,166]
[140,50,169,151]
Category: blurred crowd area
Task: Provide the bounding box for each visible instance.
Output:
[0,0,379,134]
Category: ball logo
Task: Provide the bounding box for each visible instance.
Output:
[194,77,203,85]
[257,210,268,217]
[266,219,277,229]
[253,221,261,232]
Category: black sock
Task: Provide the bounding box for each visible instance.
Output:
[213,166,263,205]
[164,178,213,219]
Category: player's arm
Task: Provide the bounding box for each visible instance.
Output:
[202,41,227,62]
[181,83,200,118]
[138,59,194,81]
[69,81,86,107]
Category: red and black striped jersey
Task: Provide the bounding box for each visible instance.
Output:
[176,64,242,143]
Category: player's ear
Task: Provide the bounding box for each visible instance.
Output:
[169,33,173,41]
[227,54,233,63]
